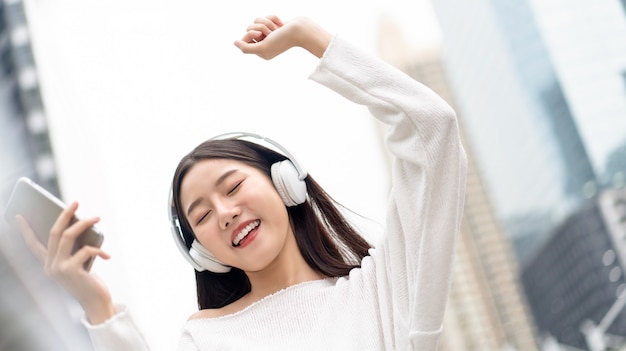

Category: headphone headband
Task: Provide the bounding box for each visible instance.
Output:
[210,132,307,180]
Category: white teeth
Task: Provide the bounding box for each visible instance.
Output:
[233,220,260,246]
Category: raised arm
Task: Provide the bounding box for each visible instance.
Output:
[237,15,468,348]
[310,35,468,348]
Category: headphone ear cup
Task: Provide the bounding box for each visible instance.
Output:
[189,240,231,273]
[271,160,307,207]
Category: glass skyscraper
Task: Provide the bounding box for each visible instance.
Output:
[529,0,626,186]
[431,0,596,265]
[432,0,626,347]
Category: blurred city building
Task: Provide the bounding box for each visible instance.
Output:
[377,15,539,351]
[0,0,58,202]
[606,142,626,189]
[528,0,626,188]
[431,0,598,266]
[0,0,92,350]
[431,0,626,348]
[522,188,626,349]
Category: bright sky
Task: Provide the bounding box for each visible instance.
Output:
[22,1,440,349]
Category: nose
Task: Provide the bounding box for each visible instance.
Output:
[216,199,240,230]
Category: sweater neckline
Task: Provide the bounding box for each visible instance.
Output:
[189,277,338,322]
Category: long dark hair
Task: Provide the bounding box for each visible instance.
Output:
[171,139,372,310]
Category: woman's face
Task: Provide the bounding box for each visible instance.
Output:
[179,158,293,272]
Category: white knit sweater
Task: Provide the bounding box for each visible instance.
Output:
[84,35,467,351]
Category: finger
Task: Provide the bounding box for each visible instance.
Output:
[48,246,109,280]
[246,23,272,37]
[48,201,79,256]
[55,216,100,261]
[234,40,264,57]
[253,16,280,32]
[235,31,266,54]
[66,246,110,273]
[264,15,283,28]
[15,215,47,264]
[239,30,265,44]
[233,40,250,53]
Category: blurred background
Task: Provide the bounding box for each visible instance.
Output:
[0,0,625,350]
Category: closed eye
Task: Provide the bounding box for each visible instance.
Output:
[196,210,211,225]
[228,180,244,195]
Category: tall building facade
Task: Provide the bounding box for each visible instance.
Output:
[522,188,626,349]
[528,0,626,186]
[489,0,596,202]
[431,0,597,267]
[0,0,58,202]
[606,142,626,189]
[377,15,539,351]
[0,1,92,350]
[432,0,626,347]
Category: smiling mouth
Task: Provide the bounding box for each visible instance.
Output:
[232,220,260,247]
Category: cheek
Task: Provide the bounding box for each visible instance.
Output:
[193,226,223,251]
[249,176,284,206]
[250,181,291,226]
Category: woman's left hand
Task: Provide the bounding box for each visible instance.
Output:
[234,15,332,59]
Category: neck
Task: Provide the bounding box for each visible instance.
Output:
[244,232,325,300]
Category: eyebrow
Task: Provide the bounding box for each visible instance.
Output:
[186,169,239,217]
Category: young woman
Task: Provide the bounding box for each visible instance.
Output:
[16,15,467,350]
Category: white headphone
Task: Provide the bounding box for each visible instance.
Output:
[168,132,308,273]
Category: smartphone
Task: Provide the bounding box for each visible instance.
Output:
[3,177,104,271]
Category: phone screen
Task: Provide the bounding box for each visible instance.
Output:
[3,177,104,271]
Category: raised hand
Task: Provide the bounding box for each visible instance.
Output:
[16,202,116,324]
[234,15,332,59]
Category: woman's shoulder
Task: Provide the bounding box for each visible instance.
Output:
[187,294,256,321]
[187,308,222,321]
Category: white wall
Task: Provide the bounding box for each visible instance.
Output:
[23,1,438,349]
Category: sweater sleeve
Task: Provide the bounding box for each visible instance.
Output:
[310,36,467,349]
[82,305,151,350]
